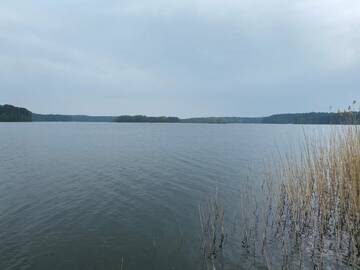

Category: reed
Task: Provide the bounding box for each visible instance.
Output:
[197,106,360,269]
[277,124,360,268]
[199,191,226,270]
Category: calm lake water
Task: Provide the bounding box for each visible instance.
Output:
[0,123,327,270]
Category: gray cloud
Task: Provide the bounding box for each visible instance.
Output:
[1,0,360,116]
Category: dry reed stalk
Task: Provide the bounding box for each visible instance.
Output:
[199,192,226,270]
[277,125,360,268]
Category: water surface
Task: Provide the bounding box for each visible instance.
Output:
[0,123,322,269]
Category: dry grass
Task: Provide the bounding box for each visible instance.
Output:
[198,111,360,269]
[277,125,360,268]
[199,191,226,270]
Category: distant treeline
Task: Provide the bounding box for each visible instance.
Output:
[1,104,359,124]
[0,104,32,122]
[114,115,180,123]
[32,114,115,122]
[262,112,360,125]
[181,117,263,124]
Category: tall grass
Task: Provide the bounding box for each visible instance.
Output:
[199,124,360,269]
[199,191,226,270]
[277,125,360,268]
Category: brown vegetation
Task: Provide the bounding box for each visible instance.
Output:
[277,125,360,268]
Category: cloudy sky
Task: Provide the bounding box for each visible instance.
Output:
[1,0,360,117]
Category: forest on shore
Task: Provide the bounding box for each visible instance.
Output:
[1,104,359,124]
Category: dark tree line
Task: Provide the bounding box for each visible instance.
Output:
[2,103,359,125]
[262,112,360,125]
[0,105,32,122]
[32,114,115,122]
[181,117,263,124]
[114,115,180,123]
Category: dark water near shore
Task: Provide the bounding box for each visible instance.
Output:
[0,123,325,270]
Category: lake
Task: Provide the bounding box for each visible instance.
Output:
[0,123,329,269]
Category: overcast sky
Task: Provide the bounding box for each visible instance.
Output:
[1,0,360,117]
